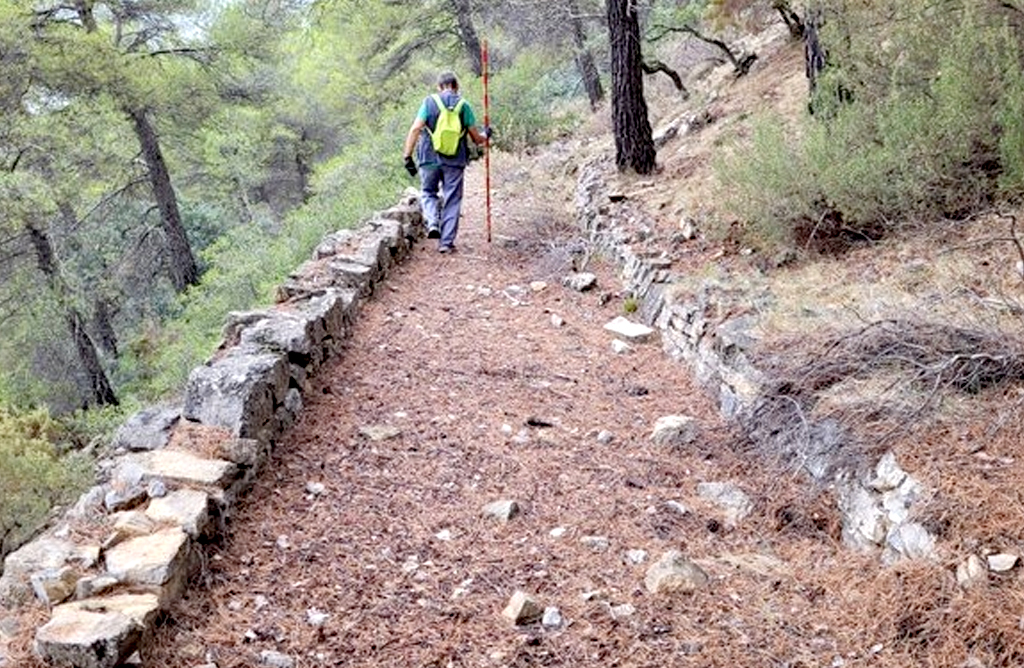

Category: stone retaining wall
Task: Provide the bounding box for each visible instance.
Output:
[0,190,424,667]
[574,157,935,564]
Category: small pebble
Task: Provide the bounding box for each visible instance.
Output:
[541,606,564,629]
[307,608,329,627]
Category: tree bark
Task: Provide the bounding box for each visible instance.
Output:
[607,0,656,174]
[568,0,604,109]
[127,106,199,292]
[25,223,118,407]
[804,11,826,93]
[74,0,97,32]
[449,0,483,76]
[93,297,119,357]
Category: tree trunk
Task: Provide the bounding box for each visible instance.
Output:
[25,223,118,407]
[568,0,604,109]
[127,106,199,292]
[93,297,119,357]
[773,0,805,38]
[607,0,656,174]
[449,0,483,76]
[804,11,826,93]
[74,0,97,32]
[296,128,313,204]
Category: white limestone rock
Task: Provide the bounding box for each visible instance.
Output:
[103,527,191,589]
[987,553,1019,572]
[884,522,936,562]
[1,538,98,608]
[563,272,597,292]
[603,316,654,342]
[651,415,700,448]
[644,550,709,595]
[30,567,80,607]
[502,591,543,625]
[121,450,236,489]
[481,500,520,522]
[956,555,987,589]
[35,608,141,668]
[697,482,753,526]
[145,489,212,539]
[35,595,158,668]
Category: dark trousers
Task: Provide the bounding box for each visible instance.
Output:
[420,164,465,248]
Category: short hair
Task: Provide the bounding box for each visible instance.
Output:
[437,71,459,89]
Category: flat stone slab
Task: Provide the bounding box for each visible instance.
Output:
[145,489,211,538]
[123,450,236,488]
[103,528,190,587]
[603,316,654,341]
[111,406,180,452]
[35,606,143,668]
[61,593,161,626]
[1,538,99,607]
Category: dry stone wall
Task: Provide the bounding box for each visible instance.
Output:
[574,157,936,565]
[0,190,424,667]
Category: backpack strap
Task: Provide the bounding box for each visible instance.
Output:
[431,93,465,125]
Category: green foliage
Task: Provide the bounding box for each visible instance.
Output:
[0,406,91,558]
[719,2,1024,252]
[122,140,405,400]
[483,48,581,151]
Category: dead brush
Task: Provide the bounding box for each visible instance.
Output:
[508,209,592,280]
[757,318,1024,449]
[813,559,1024,666]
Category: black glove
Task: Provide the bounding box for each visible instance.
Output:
[404,156,417,177]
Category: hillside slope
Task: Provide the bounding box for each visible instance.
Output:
[8,22,1024,668]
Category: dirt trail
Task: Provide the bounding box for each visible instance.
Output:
[147,157,740,667]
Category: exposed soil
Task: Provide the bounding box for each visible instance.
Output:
[142,156,771,667]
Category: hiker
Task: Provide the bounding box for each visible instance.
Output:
[402,71,491,253]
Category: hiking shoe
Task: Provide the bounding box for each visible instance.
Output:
[438,244,455,254]
[426,226,441,239]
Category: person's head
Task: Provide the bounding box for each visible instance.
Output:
[437,71,459,92]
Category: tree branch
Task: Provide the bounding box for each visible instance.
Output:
[641,59,689,97]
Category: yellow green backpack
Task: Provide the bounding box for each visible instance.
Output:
[428,93,466,156]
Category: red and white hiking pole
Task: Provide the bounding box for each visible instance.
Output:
[482,39,492,244]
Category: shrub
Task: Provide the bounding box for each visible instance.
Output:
[0,407,91,559]
[719,2,1024,252]
[471,48,581,151]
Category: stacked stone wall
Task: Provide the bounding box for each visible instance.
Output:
[574,157,935,565]
[0,190,424,667]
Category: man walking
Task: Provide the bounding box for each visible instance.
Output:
[403,71,490,253]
